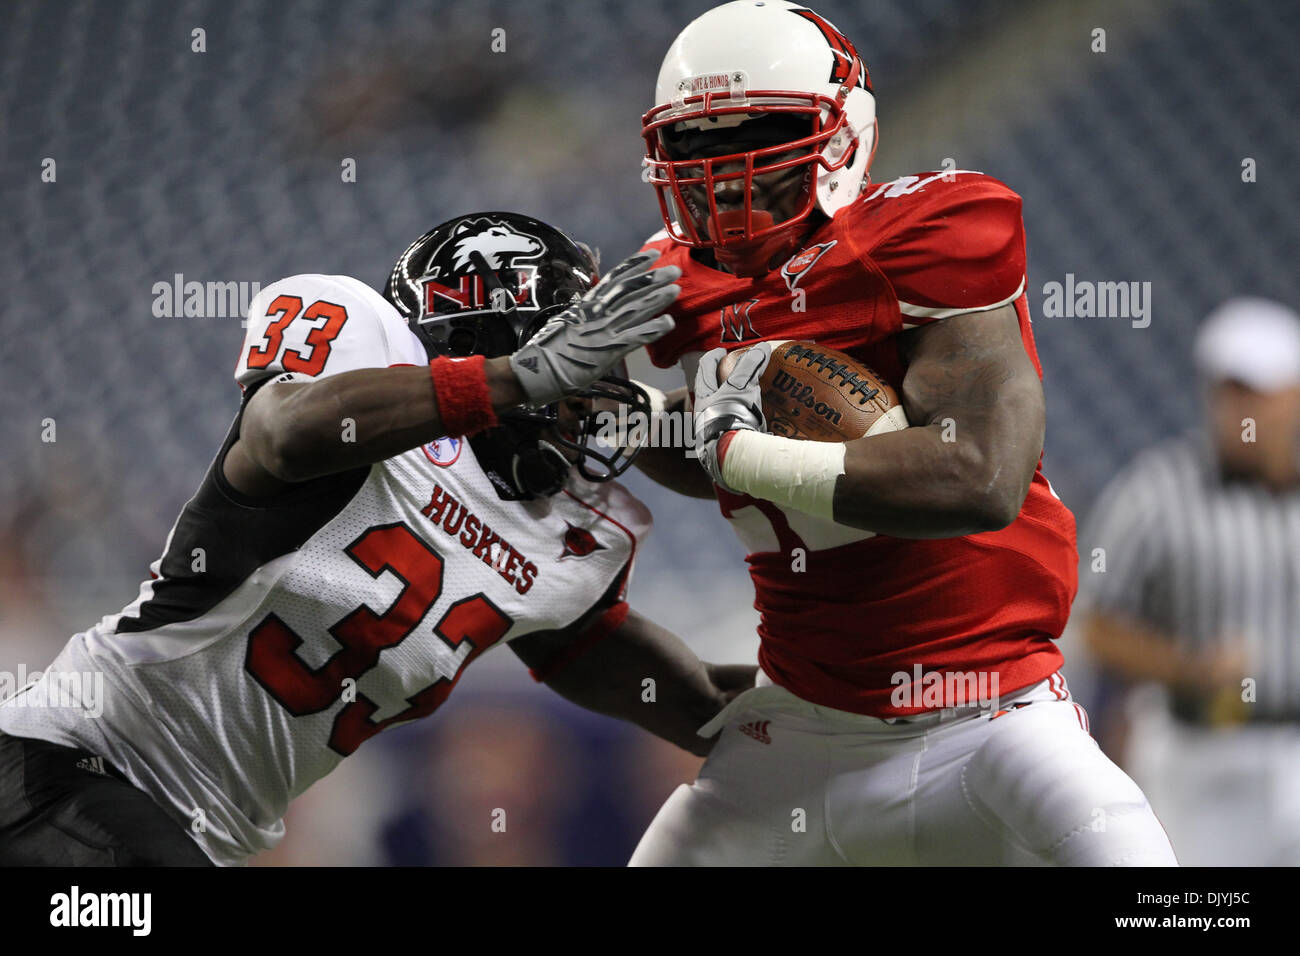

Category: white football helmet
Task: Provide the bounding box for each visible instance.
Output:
[642,1,877,276]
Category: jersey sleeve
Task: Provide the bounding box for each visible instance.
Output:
[523,480,652,684]
[235,274,418,392]
[873,177,1028,328]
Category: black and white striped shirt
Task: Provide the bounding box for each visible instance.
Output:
[1079,432,1300,721]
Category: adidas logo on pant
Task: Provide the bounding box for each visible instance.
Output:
[74,755,107,776]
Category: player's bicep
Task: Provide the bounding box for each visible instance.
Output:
[226,275,414,493]
[899,304,1043,437]
[220,378,310,495]
[894,304,1044,520]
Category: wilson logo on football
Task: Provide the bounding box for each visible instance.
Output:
[559,524,606,561]
[781,240,836,292]
[738,720,771,744]
[771,369,845,427]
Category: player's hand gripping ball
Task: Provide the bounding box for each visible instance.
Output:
[694,340,909,491]
[715,340,908,441]
[693,343,772,490]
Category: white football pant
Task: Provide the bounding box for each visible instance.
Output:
[630,670,1178,866]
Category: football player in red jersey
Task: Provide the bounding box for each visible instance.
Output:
[627,1,1178,865]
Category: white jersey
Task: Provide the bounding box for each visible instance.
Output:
[0,274,650,865]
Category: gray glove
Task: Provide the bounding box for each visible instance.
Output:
[693,343,771,490]
[509,249,680,408]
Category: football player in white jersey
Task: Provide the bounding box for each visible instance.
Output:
[0,211,753,866]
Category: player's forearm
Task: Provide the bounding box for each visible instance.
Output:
[541,612,731,756]
[635,445,718,498]
[1083,612,1215,691]
[246,359,523,482]
[632,387,716,498]
[832,420,1034,537]
[825,303,1044,538]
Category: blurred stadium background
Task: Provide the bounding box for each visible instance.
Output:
[0,0,1296,864]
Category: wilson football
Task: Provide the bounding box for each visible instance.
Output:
[717,340,909,442]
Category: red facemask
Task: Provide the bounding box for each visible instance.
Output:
[642,66,861,277]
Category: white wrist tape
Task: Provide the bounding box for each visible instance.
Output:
[720,430,846,520]
[633,380,668,416]
[597,380,669,449]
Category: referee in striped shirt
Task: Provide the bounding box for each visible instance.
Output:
[1079,297,1300,866]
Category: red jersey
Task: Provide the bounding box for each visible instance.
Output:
[642,170,1077,716]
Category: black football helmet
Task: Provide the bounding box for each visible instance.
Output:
[384,211,652,500]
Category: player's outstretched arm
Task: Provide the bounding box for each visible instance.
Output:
[226,252,680,497]
[225,360,526,495]
[510,609,755,756]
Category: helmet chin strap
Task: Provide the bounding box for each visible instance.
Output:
[509,439,570,498]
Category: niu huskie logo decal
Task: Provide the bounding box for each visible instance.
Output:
[781,240,836,292]
[448,219,542,271]
[558,524,606,561]
[423,217,544,315]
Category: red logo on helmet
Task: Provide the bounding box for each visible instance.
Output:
[423,269,537,314]
[790,8,869,90]
[559,524,606,561]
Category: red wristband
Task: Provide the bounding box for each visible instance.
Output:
[429,355,500,437]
